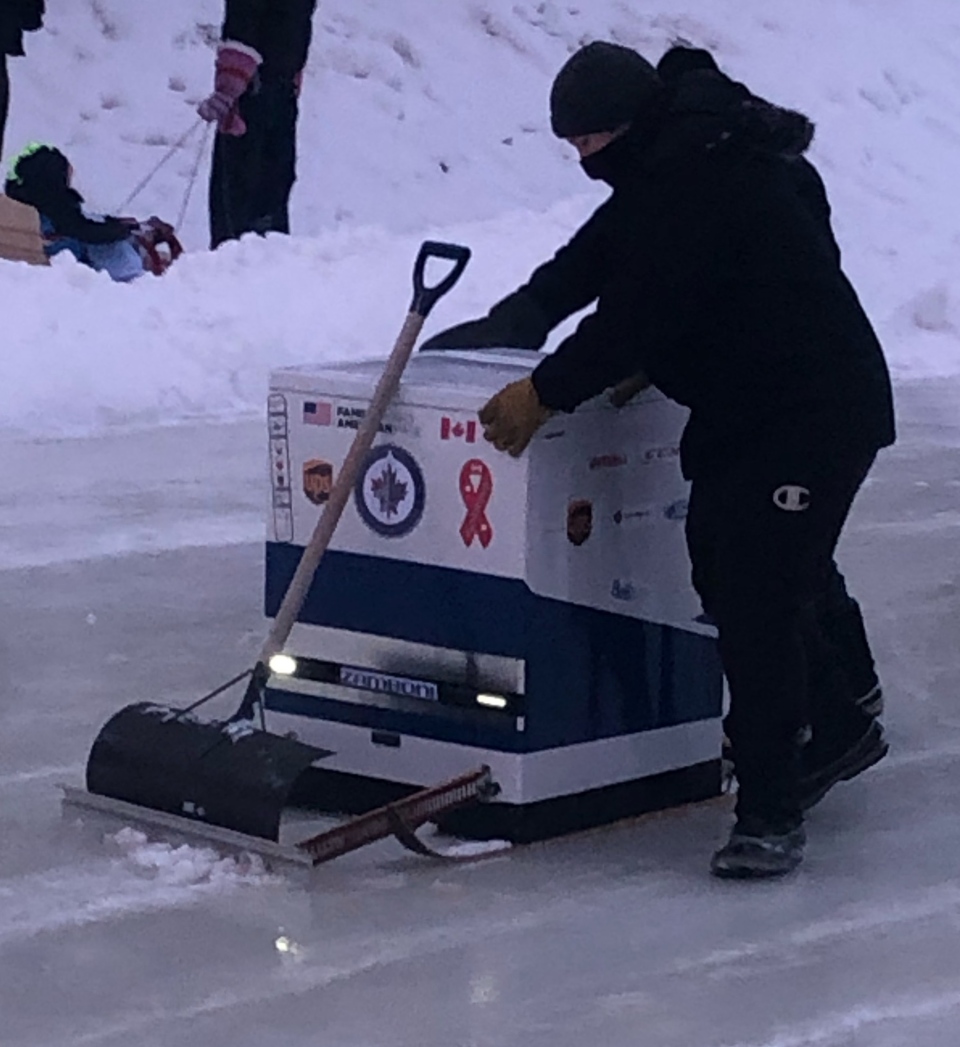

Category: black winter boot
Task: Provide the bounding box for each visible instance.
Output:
[715,724,806,879]
[710,815,806,879]
[798,715,888,810]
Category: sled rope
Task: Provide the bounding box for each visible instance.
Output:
[116,117,204,213]
[176,121,212,230]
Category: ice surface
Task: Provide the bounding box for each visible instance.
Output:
[3,1,960,437]
[2,382,960,1046]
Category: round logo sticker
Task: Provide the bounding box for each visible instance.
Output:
[354,444,426,538]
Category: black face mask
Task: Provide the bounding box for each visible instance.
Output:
[578,130,638,187]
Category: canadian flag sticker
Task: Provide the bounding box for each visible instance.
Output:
[441,416,477,442]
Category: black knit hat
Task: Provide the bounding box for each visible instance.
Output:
[550,41,663,138]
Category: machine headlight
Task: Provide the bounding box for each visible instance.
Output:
[476,693,508,710]
[268,654,298,677]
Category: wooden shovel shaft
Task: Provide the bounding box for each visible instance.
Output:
[260,311,426,664]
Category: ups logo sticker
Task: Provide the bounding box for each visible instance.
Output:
[303,459,334,505]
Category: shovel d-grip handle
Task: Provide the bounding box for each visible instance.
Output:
[411,241,471,318]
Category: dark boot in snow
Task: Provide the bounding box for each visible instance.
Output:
[710,815,806,879]
[798,716,888,811]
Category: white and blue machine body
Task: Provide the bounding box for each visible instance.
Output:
[264,349,723,841]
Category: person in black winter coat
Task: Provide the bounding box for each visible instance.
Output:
[423,43,895,879]
[0,1,44,158]
[648,44,886,777]
[198,0,317,249]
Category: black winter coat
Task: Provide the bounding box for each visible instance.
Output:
[222,0,316,81]
[528,72,895,480]
[0,0,44,57]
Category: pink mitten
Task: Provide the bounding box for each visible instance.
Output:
[197,42,261,136]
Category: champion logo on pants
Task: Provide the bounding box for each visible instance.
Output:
[772,484,811,511]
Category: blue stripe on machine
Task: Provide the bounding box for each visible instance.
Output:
[264,687,529,752]
[264,544,722,749]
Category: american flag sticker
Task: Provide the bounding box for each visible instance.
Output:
[303,401,332,426]
[440,416,477,442]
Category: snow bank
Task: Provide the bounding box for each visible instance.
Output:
[1,0,959,438]
[0,200,593,435]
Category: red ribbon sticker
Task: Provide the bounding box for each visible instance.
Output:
[459,459,493,548]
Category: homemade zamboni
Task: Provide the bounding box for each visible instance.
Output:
[263,348,723,843]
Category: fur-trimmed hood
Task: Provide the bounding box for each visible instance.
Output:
[656,45,815,161]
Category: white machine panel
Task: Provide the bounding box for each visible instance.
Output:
[268,349,708,635]
[526,392,706,633]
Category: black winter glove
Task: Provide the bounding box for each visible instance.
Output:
[420,291,552,352]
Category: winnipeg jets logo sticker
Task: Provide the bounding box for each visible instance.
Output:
[772,484,811,512]
[354,445,426,538]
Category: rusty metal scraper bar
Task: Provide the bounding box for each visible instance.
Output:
[295,766,498,865]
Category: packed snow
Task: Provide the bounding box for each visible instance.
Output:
[2,0,960,438]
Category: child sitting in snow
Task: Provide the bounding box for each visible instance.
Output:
[4,142,182,281]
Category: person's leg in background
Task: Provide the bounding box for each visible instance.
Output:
[247,78,297,236]
[209,85,267,249]
[209,131,244,249]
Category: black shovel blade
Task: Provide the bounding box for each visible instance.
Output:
[85,702,332,842]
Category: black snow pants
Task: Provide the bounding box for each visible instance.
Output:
[685,446,879,824]
[209,76,299,250]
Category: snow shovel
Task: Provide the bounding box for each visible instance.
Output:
[65,241,490,866]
